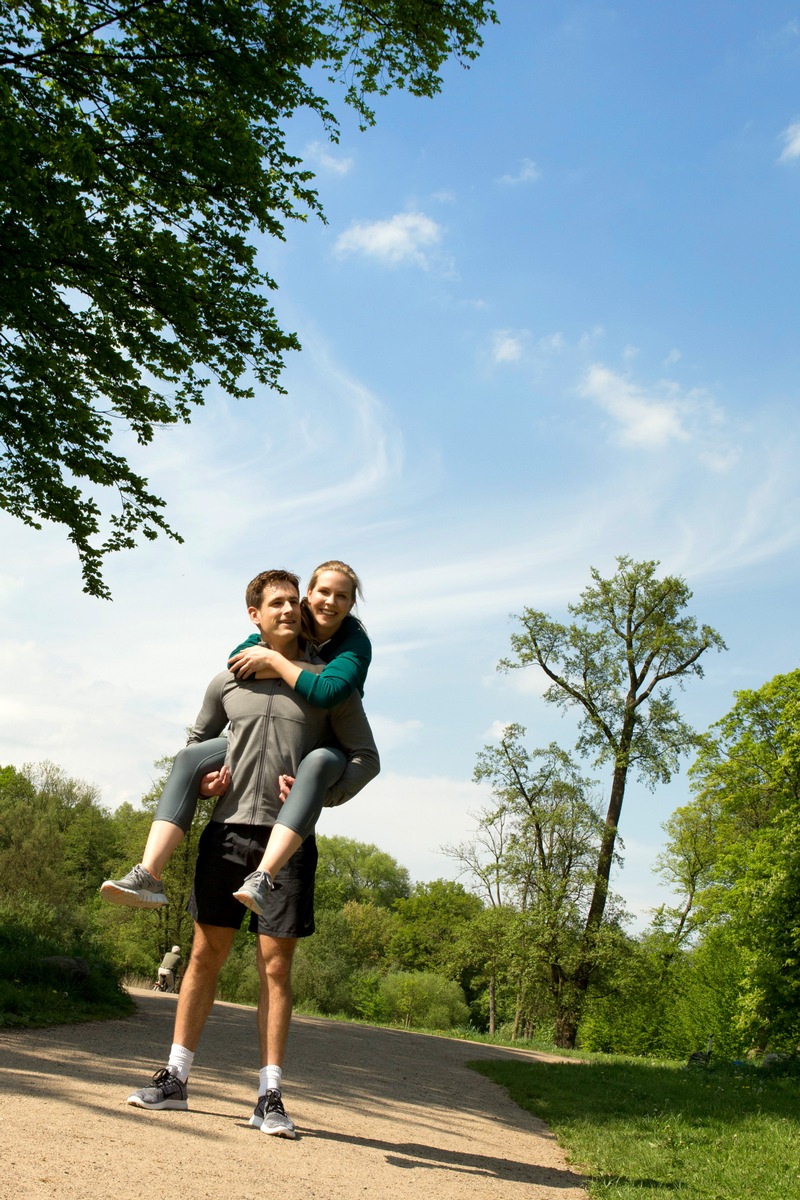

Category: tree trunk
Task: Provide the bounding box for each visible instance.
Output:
[488,973,496,1035]
[512,976,523,1041]
[554,1011,578,1048]
[572,721,635,1008]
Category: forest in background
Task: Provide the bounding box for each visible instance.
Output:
[2,662,798,1056]
[2,560,798,1053]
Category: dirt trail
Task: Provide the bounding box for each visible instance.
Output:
[1,988,588,1199]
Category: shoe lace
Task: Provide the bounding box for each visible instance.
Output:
[151,1067,178,1089]
[265,1089,286,1116]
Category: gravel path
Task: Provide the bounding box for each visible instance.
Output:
[1,989,589,1200]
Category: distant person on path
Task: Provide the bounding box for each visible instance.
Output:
[101,560,372,914]
[126,569,379,1137]
[156,946,181,992]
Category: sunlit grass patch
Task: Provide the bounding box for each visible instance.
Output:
[472,1056,800,1200]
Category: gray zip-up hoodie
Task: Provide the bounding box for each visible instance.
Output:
[188,659,380,826]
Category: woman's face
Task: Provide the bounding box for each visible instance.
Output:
[306,570,355,638]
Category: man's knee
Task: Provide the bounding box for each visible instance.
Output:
[258,937,297,985]
[188,925,235,974]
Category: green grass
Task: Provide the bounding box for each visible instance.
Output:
[472,1056,800,1200]
[0,974,134,1027]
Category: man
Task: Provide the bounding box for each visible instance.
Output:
[156,946,181,992]
[127,569,379,1137]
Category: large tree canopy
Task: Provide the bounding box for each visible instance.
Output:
[0,0,496,595]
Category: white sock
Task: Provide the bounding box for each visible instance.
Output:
[260,1064,282,1095]
[168,1044,194,1083]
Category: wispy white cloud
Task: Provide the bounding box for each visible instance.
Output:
[365,714,423,751]
[305,140,354,175]
[539,332,566,354]
[778,120,800,162]
[334,211,443,268]
[329,771,490,885]
[489,329,565,368]
[492,330,526,363]
[498,157,541,185]
[254,350,406,519]
[486,720,512,740]
[578,326,606,351]
[579,364,739,470]
[501,666,552,699]
[581,364,688,448]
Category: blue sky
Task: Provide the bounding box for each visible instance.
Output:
[2,2,799,925]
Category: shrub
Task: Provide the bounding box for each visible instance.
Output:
[0,893,133,1026]
[378,972,469,1030]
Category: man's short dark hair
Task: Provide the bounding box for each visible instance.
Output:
[245,570,300,609]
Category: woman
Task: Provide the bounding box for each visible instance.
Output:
[100,560,371,914]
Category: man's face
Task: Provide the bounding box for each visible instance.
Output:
[247,583,301,646]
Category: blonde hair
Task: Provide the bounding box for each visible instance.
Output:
[306,560,364,605]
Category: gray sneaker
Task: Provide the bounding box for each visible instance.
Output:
[232,870,273,917]
[100,865,168,908]
[260,1089,296,1138]
[127,1068,188,1110]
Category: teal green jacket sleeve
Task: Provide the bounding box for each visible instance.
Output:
[228,625,372,709]
[293,648,369,707]
[295,619,371,707]
[229,632,260,659]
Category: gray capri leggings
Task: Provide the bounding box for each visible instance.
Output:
[153,740,347,842]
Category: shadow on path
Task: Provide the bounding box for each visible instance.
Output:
[0,989,589,1198]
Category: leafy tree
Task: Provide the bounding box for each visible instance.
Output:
[663,671,800,1050]
[217,925,262,1006]
[0,760,117,905]
[653,798,718,949]
[580,920,748,1061]
[390,879,483,975]
[389,879,486,1023]
[343,898,396,968]
[93,754,218,970]
[292,906,361,1015]
[499,556,725,1043]
[446,733,610,1042]
[0,0,497,596]
[315,834,411,910]
[292,899,398,1017]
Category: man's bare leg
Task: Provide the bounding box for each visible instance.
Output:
[174,922,237,1050]
[127,922,236,1111]
[256,935,298,1065]
[253,935,299,1137]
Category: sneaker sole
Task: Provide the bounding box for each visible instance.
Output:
[126,1096,188,1110]
[260,1123,296,1138]
[100,884,168,908]
[249,1114,263,1129]
[232,889,265,916]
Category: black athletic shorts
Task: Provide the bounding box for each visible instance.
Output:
[188,820,317,938]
